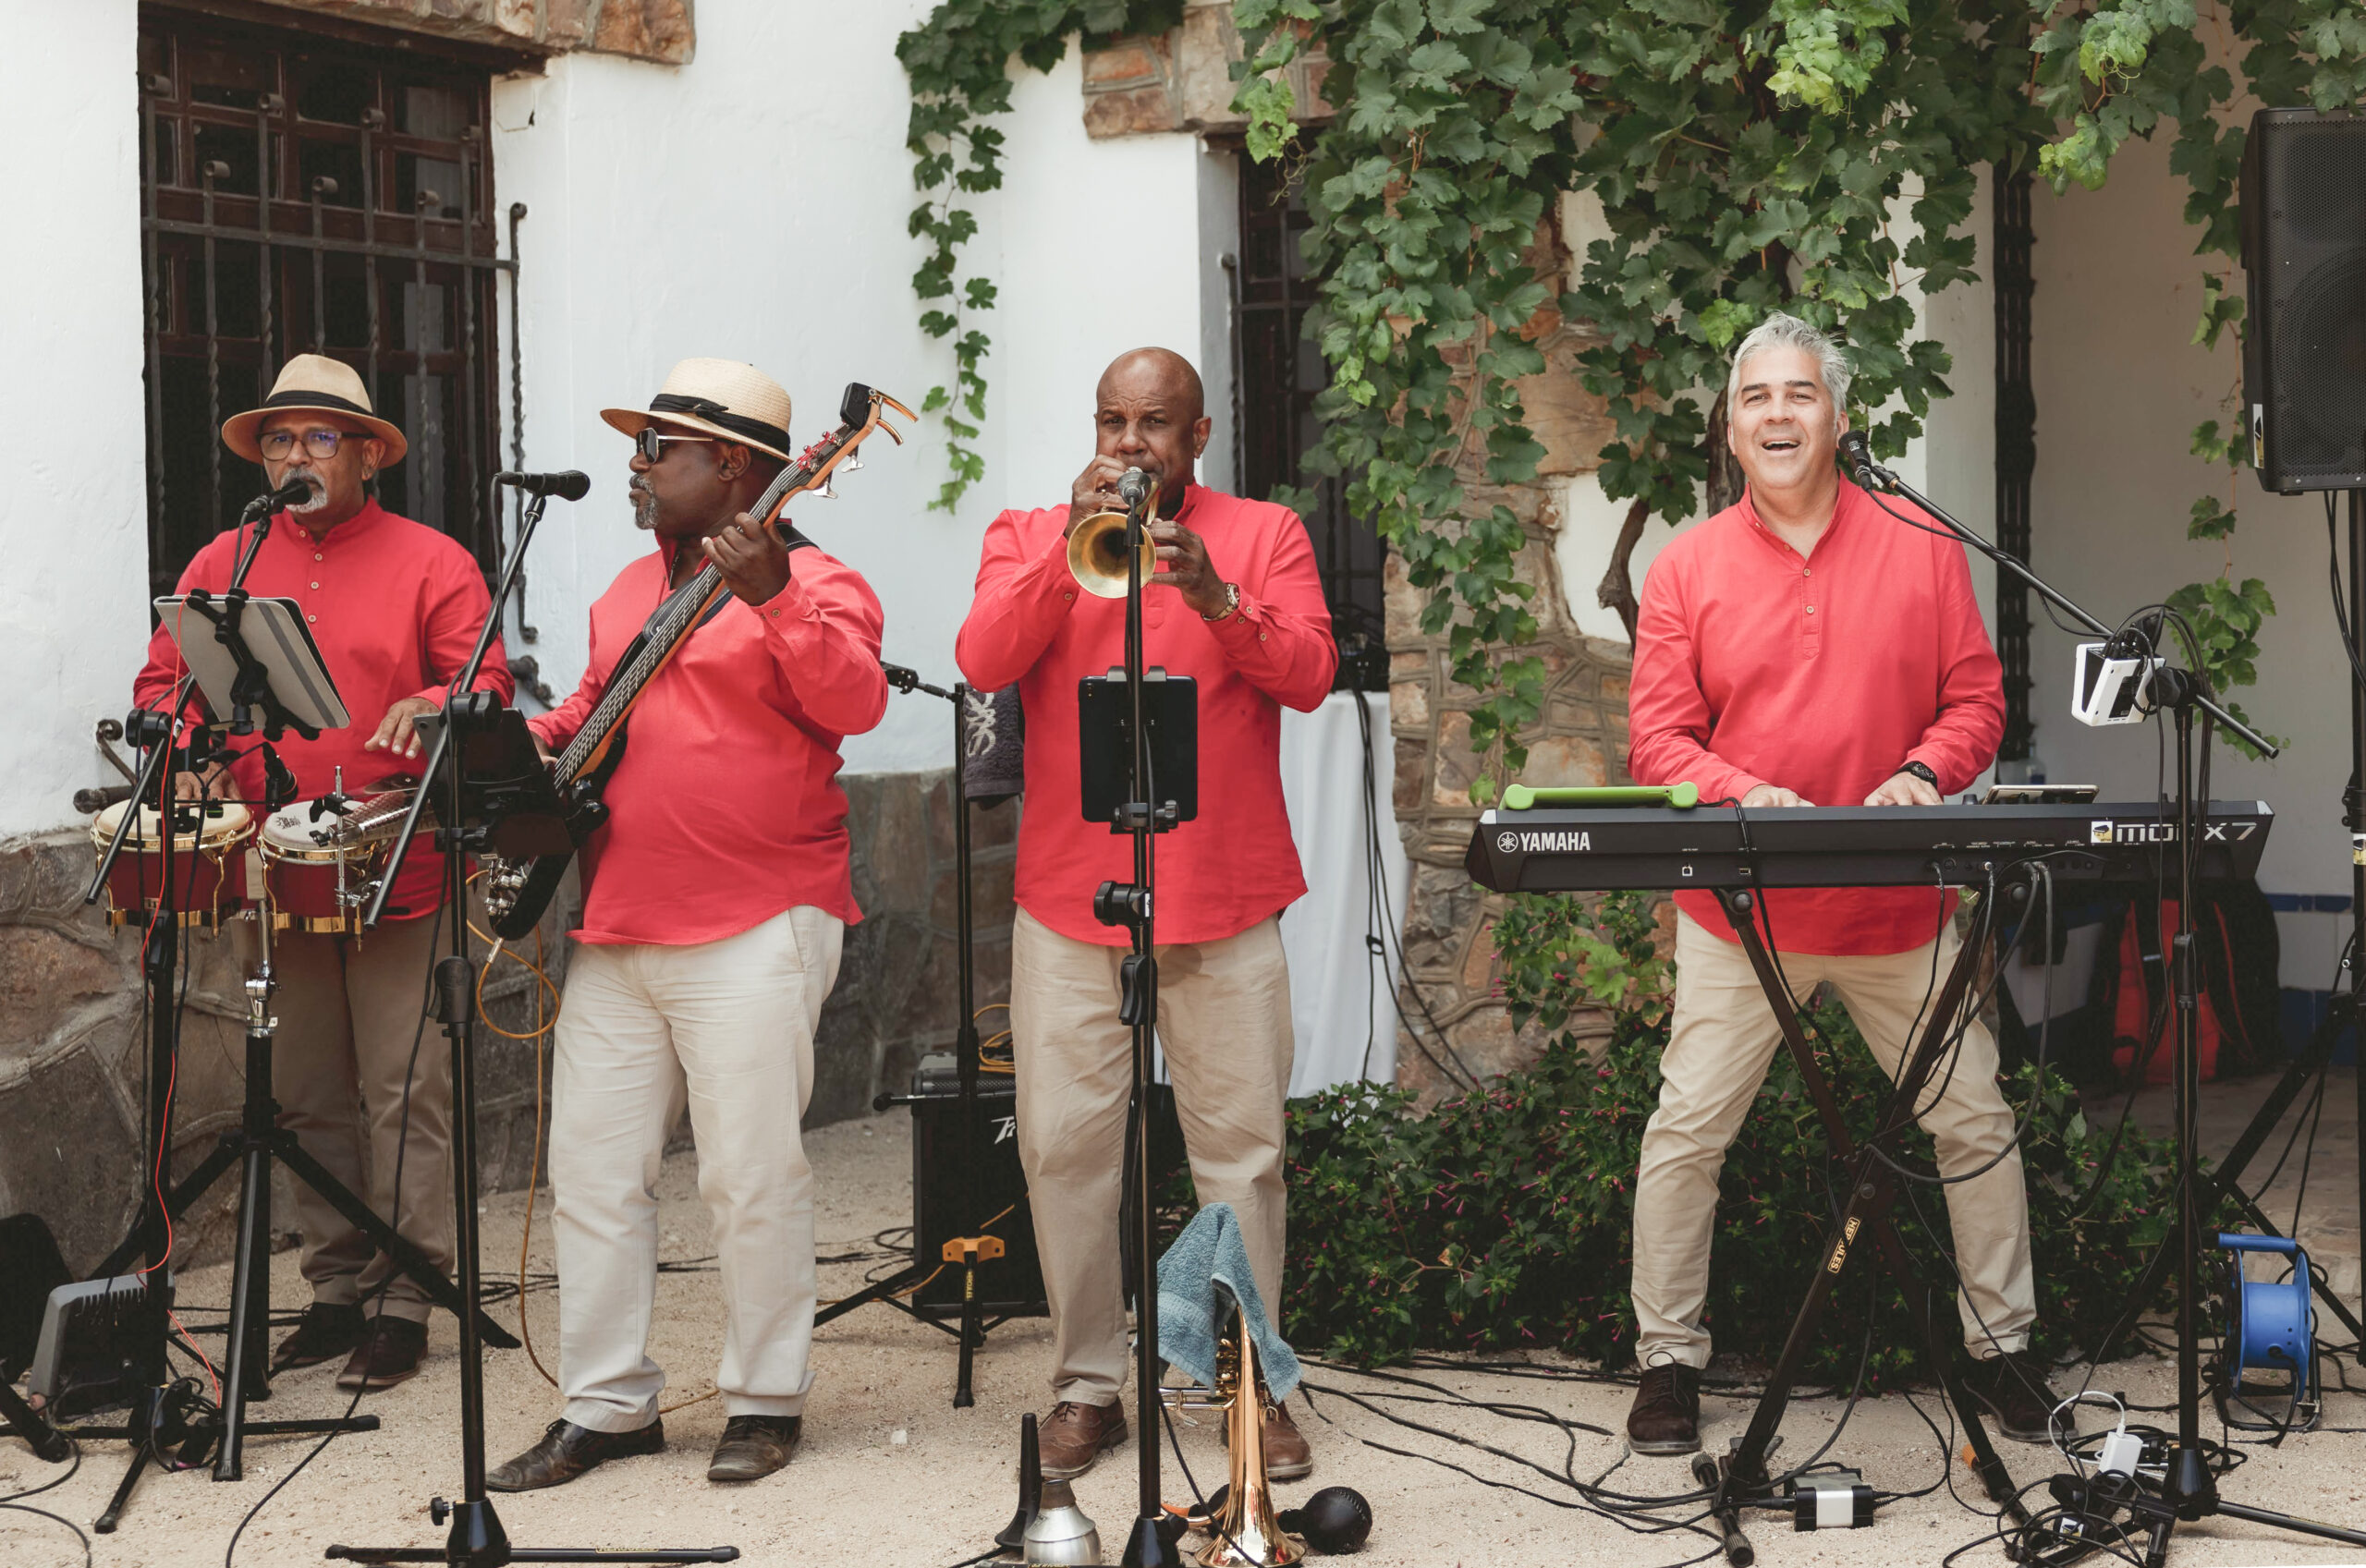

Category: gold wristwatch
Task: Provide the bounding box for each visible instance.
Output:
[1201,581,1242,622]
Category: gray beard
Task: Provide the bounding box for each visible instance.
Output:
[286,473,329,514]
[630,484,660,531]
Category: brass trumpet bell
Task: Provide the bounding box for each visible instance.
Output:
[1066,506,1159,600]
[1198,1330,1303,1568]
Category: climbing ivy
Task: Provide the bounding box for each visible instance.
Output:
[896,0,1182,513]
[1232,0,2041,797]
[2029,0,2366,754]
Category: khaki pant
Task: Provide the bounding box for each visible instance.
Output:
[1010,907,1295,1406]
[265,910,454,1325]
[549,906,841,1432]
[1631,913,2037,1369]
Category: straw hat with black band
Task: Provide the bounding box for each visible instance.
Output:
[601,359,794,465]
[220,354,408,465]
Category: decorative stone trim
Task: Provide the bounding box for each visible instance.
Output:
[238,0,695,65]
[1082,0,1333,140]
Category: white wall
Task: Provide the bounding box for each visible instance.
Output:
[0,0,149,836]
[2026,131,2344,970]
[492,20,1241,774]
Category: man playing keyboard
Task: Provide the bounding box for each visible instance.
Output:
[1620,312,2055,1455]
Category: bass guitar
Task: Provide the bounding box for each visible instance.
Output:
[480,381,911,939]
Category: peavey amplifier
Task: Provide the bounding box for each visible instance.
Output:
[906,1055,1046,1319]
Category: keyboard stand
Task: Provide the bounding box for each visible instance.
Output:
[1689,881,2028,1562]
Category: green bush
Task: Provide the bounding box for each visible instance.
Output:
[1281,892,2184,1380]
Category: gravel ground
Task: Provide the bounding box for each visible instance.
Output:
[6,1111,2364,1568]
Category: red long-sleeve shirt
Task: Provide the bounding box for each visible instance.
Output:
[957,482,1337,946]
[529,539,886,946]
[133,499,511,918]
[1626,480,2005,955]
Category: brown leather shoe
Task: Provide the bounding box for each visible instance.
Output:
[487,1417,665,1492]
[1627,1364,1701,1455]
[707,1415,801,1482]
[1969,1349,2060,1445]
[1038,1400,1128,1480]
[1261,1400,1312,1480]
[272,1302,365,1373]
[335,1316,427,1392]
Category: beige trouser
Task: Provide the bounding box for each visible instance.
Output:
[1631,912,2037,1369]
[1010,907,1295,1406]
[548,906,842,1432]
[264,910,454,1325]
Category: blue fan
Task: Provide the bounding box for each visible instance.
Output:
[2215,1233,2319,1433]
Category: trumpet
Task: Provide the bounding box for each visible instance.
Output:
[1066,491,1159,599]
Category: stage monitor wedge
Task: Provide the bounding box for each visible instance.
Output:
[2243,107,2366,493]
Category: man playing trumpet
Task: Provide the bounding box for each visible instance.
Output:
[957,347,1336,1480]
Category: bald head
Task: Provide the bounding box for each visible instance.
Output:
[1092,347,1212,509]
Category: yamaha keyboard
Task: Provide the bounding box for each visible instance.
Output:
[1464,799,2273,893]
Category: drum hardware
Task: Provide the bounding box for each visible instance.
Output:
[88,797,254,930]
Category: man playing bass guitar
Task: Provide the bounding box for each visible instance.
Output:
[488,359,887,1493]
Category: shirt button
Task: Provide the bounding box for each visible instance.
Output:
[1806,605,1817,615]
[307,614,317,624]
[310,581,321,590]
[1260,631,1268,641]
[1802,567,1811,577]
[313,553,323,562]
[1064,592,1075,602]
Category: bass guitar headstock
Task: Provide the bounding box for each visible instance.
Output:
[767,383,914,518]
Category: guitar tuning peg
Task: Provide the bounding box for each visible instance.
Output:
[842,456,864,472]
[816,480,837,500]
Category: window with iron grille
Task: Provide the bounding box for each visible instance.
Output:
[137,7,516,600]
[1229,152,1386,692]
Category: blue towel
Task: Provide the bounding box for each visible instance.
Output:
[1155,1202,1300,1402]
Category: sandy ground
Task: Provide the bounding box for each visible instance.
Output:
[6,1109,2365,1568]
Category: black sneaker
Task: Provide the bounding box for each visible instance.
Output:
[1968,1349,2059,1445]
[1627,1364,1702,1455]
[270,1301,366,1373]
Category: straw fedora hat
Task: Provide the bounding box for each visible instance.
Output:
[221,354,408,465]
[602,359,793,465]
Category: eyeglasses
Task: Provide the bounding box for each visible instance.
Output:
[257,428,356,460]
[635,428,715,463]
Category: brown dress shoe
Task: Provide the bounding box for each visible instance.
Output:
[1261,1401,1312,1480]
[1626,1364,1701,1455]
[335,1316,427,1392]
[708,1415,801,1482]
[271,1302,366,1373]
[1038,1400,1128,1480]
[487,1417,665,1492]
[1969,1349,2060,1445]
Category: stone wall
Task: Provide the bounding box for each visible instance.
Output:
[1382,294,1639,1103]
[1079,0,1333,139]
[0,766,1013,1276]
[236,0,694,64]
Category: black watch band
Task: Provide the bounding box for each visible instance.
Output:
[1896,760,1939,786]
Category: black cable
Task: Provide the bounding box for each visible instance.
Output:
[0,1432,91,1568]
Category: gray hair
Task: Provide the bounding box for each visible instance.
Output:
[1726,311,1852,422]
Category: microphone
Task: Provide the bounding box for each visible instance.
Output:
[249,475,318,516]
[1835,431,1885,491]
[1117,467,1151,506]
[495,469,592,502]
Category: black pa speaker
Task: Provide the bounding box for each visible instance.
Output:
[2242,108,2366,493]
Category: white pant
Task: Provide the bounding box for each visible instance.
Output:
[1631,913,2037,1369]
[1010,908,1295,1405]
[549,906,842,1431]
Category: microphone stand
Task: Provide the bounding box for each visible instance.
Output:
[69,492,372,1534]
[1847,456,2366,1563]
[329,482,734,1566]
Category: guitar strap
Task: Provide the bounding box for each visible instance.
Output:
[605,525,824,748]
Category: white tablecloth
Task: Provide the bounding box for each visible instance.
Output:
[1273,689,1409,1095]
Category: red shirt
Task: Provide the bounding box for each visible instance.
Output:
[529,539,886,946]
[133,499,511,918]
[957,482,1337,946]
[1626,480,2005,955]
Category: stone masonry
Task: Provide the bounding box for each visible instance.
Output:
[0,766,1013,1277]
[239,0,695,64]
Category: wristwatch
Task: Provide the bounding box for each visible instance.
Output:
[1201,581,1242,622]
[1895,760,1939,787]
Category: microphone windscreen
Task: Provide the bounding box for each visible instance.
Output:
[549,469,592,502]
